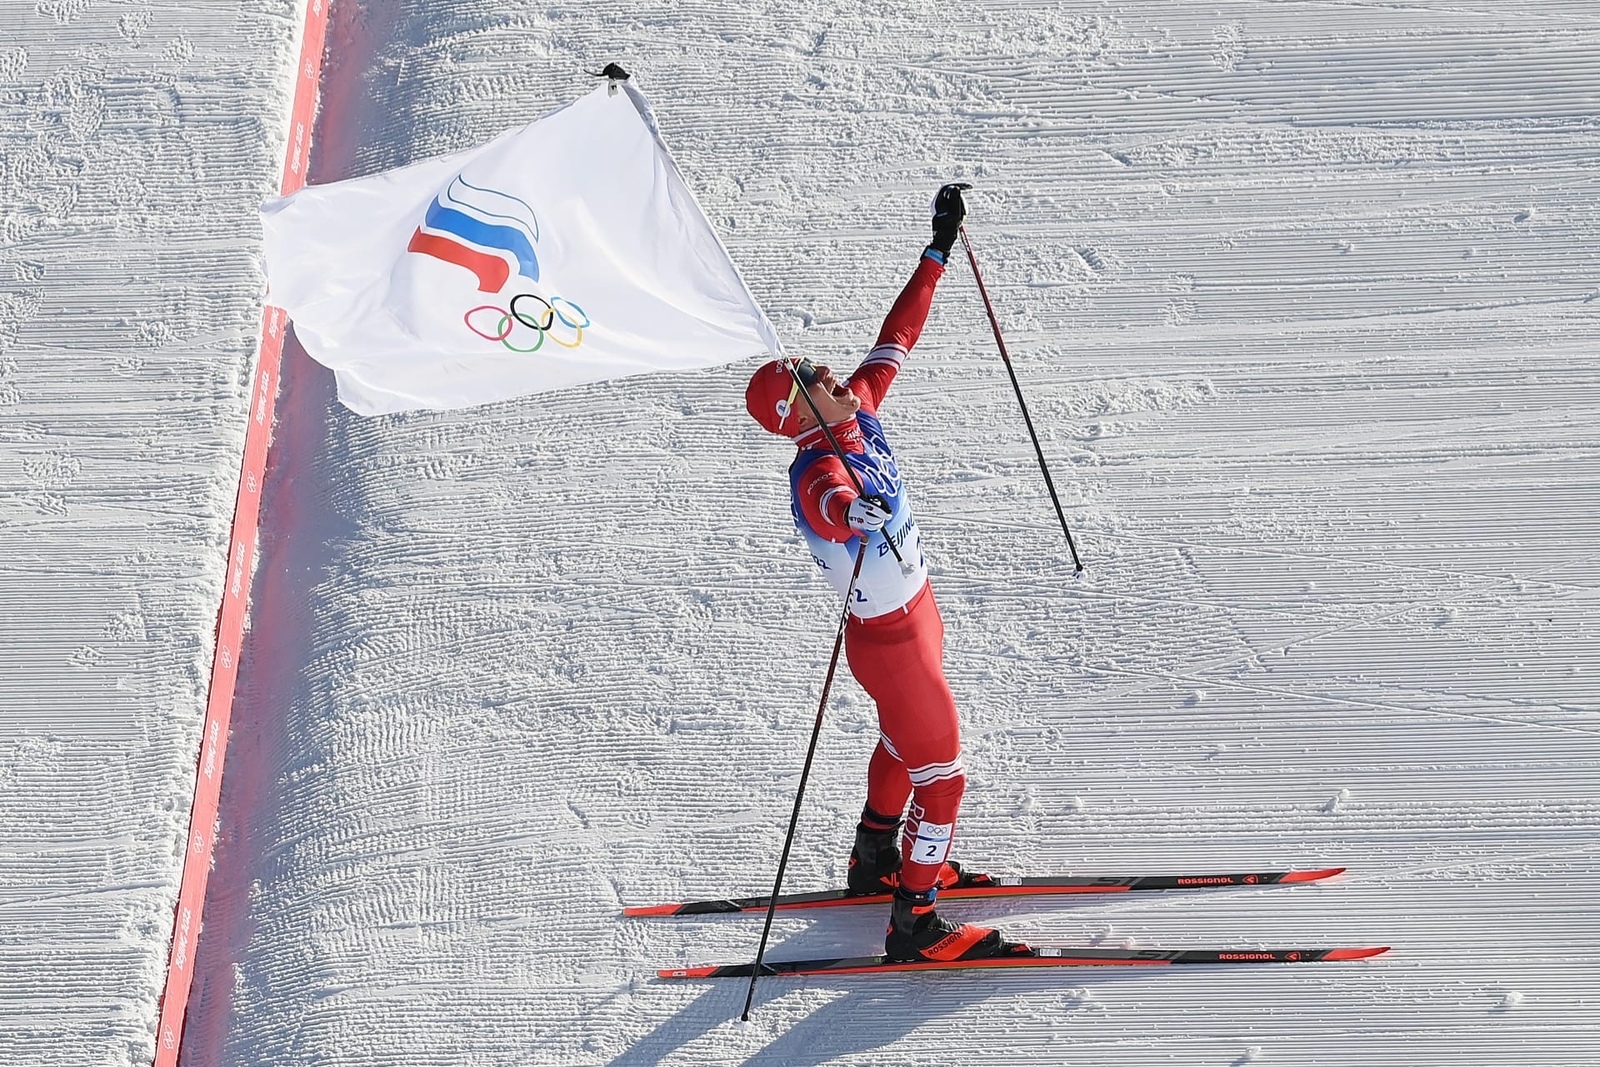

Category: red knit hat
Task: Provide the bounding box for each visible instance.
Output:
[745,359,804,437]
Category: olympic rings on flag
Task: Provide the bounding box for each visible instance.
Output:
[464,291,590,353]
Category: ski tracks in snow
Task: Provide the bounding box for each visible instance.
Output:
[128,1,1600,1065]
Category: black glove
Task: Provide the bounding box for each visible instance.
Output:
[928,183,970,256]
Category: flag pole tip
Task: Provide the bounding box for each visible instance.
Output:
[588,62,631,94]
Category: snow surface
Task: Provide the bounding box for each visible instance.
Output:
[9,1,1600,1065]
[0,2,300,1064]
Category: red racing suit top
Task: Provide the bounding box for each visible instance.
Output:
[788,252,944,618]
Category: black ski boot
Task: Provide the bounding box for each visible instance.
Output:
[884,885,1027,963]
[846,819,902,895]
[848,821,991,895]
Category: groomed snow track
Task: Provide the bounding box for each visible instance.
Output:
[5,2,1599,1066]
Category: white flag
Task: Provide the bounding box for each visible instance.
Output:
[261,83,781,415]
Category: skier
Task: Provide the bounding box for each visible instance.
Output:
[744,185,1024,963]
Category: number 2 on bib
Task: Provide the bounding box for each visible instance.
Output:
[911,821,953,865]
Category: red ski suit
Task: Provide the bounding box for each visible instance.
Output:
[790,253,962,893]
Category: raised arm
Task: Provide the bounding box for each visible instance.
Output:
[849,252,945,412]
[848,184,969,413]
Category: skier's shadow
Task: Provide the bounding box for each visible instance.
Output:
[742,975,1131,1067]
[607,911,1152,1067]
[607,968,1149,1067]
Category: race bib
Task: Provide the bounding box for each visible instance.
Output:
[911,821,953,866]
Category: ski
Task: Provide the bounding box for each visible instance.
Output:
[661,944,1389,979]
[625,866,1344,917]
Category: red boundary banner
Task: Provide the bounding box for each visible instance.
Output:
[153,2,329,1063]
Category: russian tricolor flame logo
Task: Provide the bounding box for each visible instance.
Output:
[407,176,541,293]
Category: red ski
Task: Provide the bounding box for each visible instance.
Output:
[626,866,1344,918]
[661,944,1389,979]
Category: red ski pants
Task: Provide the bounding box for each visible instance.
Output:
[844,581,965,893]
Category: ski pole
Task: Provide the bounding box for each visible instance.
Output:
[957,227,1085,572]
[741,544,867,1021]
[782,357,913,575]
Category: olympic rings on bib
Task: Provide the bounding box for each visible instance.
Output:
[465,291,590,354]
